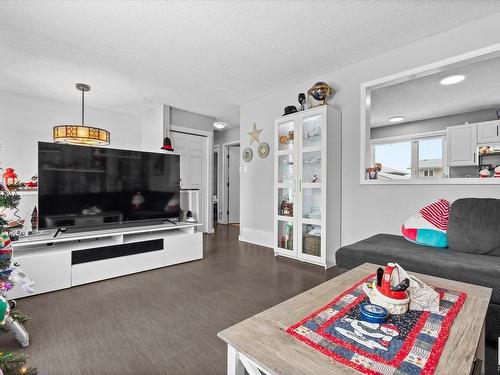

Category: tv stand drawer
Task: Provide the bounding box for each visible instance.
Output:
[72,250,164,286]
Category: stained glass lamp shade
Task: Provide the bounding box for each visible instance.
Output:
[53,83,110,145]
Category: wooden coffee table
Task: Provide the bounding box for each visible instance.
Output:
[218,263,491,375]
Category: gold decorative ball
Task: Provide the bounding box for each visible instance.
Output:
[307,82,335,104]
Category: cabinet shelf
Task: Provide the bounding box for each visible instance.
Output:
[302,145,321,153]
[276,246,294,252]
[277,182,294,188]
[301,218,322,225]
[302,183,322,189]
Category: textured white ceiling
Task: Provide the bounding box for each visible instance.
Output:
[371,54,500,127]
[1,1,500,125]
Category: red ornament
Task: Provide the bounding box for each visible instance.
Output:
[161,137,174,152]
[2,168,18,188]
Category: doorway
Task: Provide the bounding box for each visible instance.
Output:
[222,142,240,224]
[170,129,212,233]
[213,145,219,223]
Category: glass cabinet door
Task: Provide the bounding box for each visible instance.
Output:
[298,109,325,262]
[301,188,321,221]
[278,154,294,184]
[277,119,295,153]
[276,186,295,254]
[302,150,321,185]
[302,113,322,148]
[275,116,297,255]
[277,187,295,218]
[301,223,322,259]
[277,219,294,252]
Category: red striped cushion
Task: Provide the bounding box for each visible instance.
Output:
[419,199,449,231]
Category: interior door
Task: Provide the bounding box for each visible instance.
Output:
[170,132,186,187]
[227,145,240,223]
[171,131,208,232]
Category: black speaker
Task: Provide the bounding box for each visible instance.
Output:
[71,239,164,265]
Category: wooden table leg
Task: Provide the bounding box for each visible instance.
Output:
[475,321,486,374]
[227,345,244,375]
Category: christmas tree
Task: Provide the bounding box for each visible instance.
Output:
[0,181,37,375]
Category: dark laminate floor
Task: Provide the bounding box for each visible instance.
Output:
[2,225,341,374]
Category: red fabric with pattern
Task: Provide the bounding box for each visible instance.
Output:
[419,199,449,231]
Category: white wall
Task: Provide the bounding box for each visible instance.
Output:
[214,127,239,148]
[0,90,141,181]
[240,13,500,248]
[140,105,165,153]
[171,107,215,132]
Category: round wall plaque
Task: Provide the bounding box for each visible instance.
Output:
[258,142,270,158]
[242,147,253,163]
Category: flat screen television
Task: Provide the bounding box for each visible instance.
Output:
[38,142,181,230]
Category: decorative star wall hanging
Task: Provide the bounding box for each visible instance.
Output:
[248,123,263,145]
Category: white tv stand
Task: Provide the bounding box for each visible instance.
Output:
[10,222,203,299]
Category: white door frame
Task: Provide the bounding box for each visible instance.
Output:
[171,125,214,233]
[221,140,240,224]
[213,144,221,224]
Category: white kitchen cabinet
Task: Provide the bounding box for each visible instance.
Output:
[273,105,341,268]
[477,120,500,144]
[446,123,478,167]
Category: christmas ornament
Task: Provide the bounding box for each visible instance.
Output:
[24,176,38,190]
[2,168,18,189]
[161,136,174,152]
[0,296,10,325]
[0,234,12,250]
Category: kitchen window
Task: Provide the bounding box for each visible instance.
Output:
[371,132,445,180]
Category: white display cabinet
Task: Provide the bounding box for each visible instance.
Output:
[274,105,341,268]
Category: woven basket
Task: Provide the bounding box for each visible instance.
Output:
[303,234,320,256]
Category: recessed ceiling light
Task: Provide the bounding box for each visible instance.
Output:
[214,122,226,130]
[388,116,405,123]
[440,74,465,85]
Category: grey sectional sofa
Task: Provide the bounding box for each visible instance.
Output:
[336,198,500,344]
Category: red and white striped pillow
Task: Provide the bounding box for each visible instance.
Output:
[419,198,449,231]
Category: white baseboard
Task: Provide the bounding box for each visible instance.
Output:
[239,227,273,249]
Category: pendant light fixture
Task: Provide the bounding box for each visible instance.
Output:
[53,83,110,145]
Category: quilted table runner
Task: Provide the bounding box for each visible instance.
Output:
[286,274,466,375]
